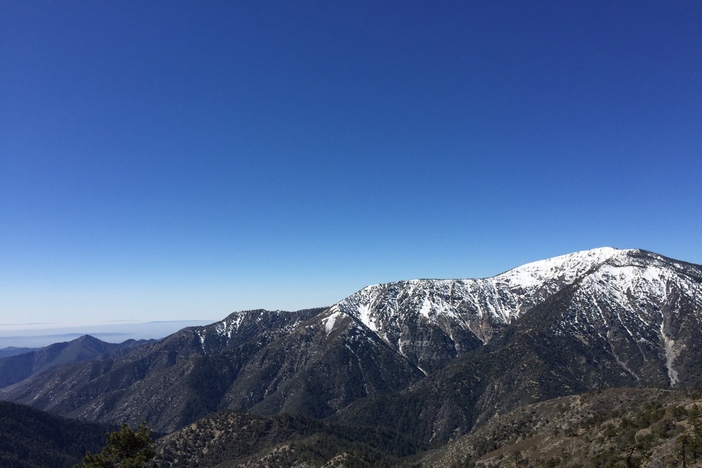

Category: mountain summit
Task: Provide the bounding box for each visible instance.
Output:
[334,247,701,374]
[0,248,700,438]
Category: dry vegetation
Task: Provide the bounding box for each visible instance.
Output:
[421,387,702,467]
[152,387,702,467]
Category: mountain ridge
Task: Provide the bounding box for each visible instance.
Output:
[0,247,699,442]
[0,335,153,389]
[332,247,700,375]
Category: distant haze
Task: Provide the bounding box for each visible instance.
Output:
[0,320,214,348]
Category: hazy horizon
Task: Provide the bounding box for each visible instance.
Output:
[0,319,216,348]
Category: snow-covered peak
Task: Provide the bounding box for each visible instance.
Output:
[496,247,631,289]
[332,248,672,352]
[328,247,702,376]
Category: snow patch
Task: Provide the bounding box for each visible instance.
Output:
[660,322,679,386]
[322,311,341,335]
[499,247,623,289]
[420,298,432,318]
[196,330,206,353]
[357,304,377,332]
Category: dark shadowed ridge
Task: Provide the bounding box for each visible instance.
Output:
[0,401,114,468]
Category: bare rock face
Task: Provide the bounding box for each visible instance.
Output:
[1,248,700,439]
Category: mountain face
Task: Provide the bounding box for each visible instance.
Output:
[337,249,702,444]
[0,309,422,433]
[1,248,700,442]
[335,247,702,380]
[334,247,633,372]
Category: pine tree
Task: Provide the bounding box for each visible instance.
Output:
[76,422,155,468]
[686,404,702,463]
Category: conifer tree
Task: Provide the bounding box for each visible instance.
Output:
[76,422,155,468]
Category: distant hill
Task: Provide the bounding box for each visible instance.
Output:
[0,401,113,468]
[0,335,153,389]
[0,348,37,359]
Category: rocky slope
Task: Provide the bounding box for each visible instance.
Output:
[0,308,422,432]
[152,410,421,467]
[148,387,702,467]
[420,387,702,467]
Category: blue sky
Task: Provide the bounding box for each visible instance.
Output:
[2,1,701,328]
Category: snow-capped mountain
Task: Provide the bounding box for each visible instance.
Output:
[336,247,628,337]
[543,249,702,386]
[338,248,702,441]
[1,247,700,436]
[333,247,702,375]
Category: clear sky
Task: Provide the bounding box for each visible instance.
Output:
[2,1,701,328]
